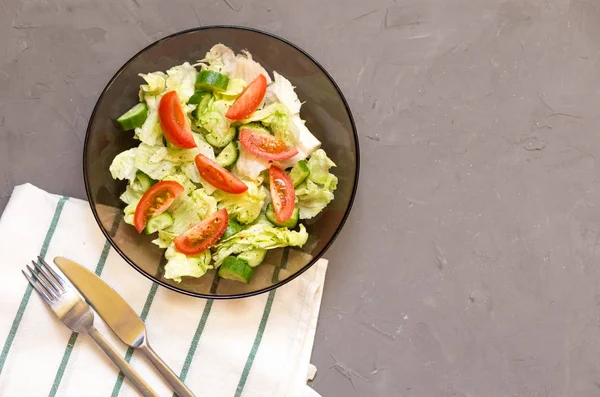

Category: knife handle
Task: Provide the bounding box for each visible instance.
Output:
[139,343,196,397]
[88,327,159,397]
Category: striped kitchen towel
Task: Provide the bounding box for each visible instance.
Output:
[0,184,326,397]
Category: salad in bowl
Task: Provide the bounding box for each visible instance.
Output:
[109,44,338,284]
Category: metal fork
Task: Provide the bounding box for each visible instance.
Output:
[23,257,159,397]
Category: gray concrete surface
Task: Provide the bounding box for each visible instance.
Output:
[2,0,600,395]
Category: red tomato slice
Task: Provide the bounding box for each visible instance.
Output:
[134,181,184,233]
[269,166,296,222]
[174,208,229,255]
[158,91,197,149]
[194,154,248,194]
[225,74,267,120]
[239,129,299,161]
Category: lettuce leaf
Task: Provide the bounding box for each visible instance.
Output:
[118,172,154,224]
[305,149,336,184]
[191,188,218,219]
[234,146,270,180]
[150,188,217,249]
[134,143,178,180]
[214,180,267,224]
[109,148,137,182]
[200,44,272,84]
[195,99,236,146]
[213,224,308,266]
[270,71,301,114]
[162,173,197,195]
[295,149,338,219]
[138,71,166,101]
[164,193,203,235]
[295,180,335,219]
[134,139,215,183]
[123,202,137,226]
[179,133,217,192]
[151,230,178,249]
[200,43,236,72]
[225,50,272,84]
[134,94,163,146]
[242,102,294,145]
[165,62,197,103]
[119,186,142,206]
[164,243,212,282]
[217,78,247,99]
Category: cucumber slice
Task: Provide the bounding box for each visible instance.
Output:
[237,249,267,268]
[221,219,244,240]
[191,92,213,119]
[143,213,174,235]
[215,142,239,168]
[289,160,310,187]
[116,103,148,131]
[188,91,208,105]
[135,171,154,191]
[239,122,271,135]
[195,70,230,92]
[265,203,299,228]
[205,127,236,148]
[218,256,253,283]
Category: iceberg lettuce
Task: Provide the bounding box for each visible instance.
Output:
[213,180,266,224]
[295,149,338,219]
[164,243,212,282]
[213,224,308,266]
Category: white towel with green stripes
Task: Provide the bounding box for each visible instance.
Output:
[0,184,327,397]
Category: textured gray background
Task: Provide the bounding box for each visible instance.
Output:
[2,0,600,396]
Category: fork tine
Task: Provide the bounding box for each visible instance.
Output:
[27,264,57,300]
[31,260,62,294]
[38,256,66,289]
[22,269,53,305]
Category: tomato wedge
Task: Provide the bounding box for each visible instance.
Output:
[239,128,299,161]
[225,74,267,120]
[134,181,184,233]
[195,153,248,194]
[269,166,296,222]
[158,91,196,149]
[174,208,229,255]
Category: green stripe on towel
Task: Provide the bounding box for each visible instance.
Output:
[234,246,289,396]
[234,290,277,397]
[170,299,214,397]
[110,282,159,397]
[48,224,117,397]
[0,196,69,377]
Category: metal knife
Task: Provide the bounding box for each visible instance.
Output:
[54,257,196,397]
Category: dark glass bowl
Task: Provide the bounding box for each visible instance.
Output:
[84,26,359,299]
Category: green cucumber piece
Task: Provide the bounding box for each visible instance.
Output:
[188,91,208,105]
[135,171,154,191]
[116,103,148,131]
[215,142,239,168]
[195,70,229,92]
[205,127,236,148]
[265,203,299,228]
[191,92,213,119]
[143,213,173,235]
[289,160,310,187]
[239,122,271,135]
[218,256,253,283]
[221,219,244,240]
[237,249,267,268]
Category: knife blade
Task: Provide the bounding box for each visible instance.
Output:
[54,256,146,346]
[54,257,196,397]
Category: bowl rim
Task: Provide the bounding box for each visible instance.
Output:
[83,25,360,299]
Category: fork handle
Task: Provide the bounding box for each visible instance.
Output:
[88,327,159,397]
[139,343,196,397]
